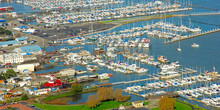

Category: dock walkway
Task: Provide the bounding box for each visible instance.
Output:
[112,77,159,85]
[164,28,220,44]
[190,11,220,16]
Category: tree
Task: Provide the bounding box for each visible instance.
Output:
[97,87,114,101]
[70,84,83,95]
[113,88,129,102]
[4,30,12,35]
[106,87,114,100]
[159,96,175,110]
[97,87,104,101]
[87,95,99,108]
[21,94,29,100]
[0,27,5,34]
[4,69,17,79]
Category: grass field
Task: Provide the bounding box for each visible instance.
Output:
[151,99,206,110]
[43,92,73,102]
[34,101,129,110]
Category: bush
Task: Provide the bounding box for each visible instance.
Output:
[21,94,29,100]
[14,98,20,102]
[0,101,5,104]
[6,100,12,103]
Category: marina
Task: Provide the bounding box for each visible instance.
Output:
[0,0,219,110]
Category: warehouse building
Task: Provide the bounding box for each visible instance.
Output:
[13,45,42,54]
[0,40,19,47]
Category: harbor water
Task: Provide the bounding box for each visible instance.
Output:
[1,0,220,109]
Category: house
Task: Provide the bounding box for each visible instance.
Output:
[132,101,144,108]
[0,53,24,64]
[0,40,19,47]
[15,37,28,45]
[13,45,42,54]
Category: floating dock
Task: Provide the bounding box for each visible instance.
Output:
[178,68,197,75]
[164,28,220,44]
[112,77,159,85]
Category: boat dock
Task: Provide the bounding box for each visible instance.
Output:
[123,90,144,97]
[178,68,197,75]
[190,11,220,16]
[112,77,159,85]
[164,28,220,44]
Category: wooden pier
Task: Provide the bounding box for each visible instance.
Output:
[164,28,220,44]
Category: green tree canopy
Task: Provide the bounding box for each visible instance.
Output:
[4,69,17,79]
[70,84,83,95]
[4,30,12,35]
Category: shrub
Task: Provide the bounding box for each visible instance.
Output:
[21,94,29,100]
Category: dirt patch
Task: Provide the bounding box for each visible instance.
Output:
[145,99,159,109]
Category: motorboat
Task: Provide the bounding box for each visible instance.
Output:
[191,43,199,48]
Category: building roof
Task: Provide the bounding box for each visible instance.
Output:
[19,45,42,53]
[16,37,27,41]
[0,40,19,45]
[0,18,6,22]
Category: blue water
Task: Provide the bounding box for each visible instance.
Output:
[0,1,39,13]
[1,0,220,109]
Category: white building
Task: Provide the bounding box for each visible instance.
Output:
[57,68,75,76]
[0,53,24,64]
[17,63,40,72]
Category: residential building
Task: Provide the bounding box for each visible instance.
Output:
[132,101,144,108]
[0,53,24,64]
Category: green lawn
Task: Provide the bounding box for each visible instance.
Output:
[176,100,206,110]
[99,19,127,23]
[175,101,192,110]
[43,92,73,102]
[151,107,160,110]
[34,101,127,110]
[151,100,206,110]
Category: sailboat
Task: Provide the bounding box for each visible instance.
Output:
[177,41,181,52]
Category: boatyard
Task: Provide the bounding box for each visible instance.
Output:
[0,0,219,110]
